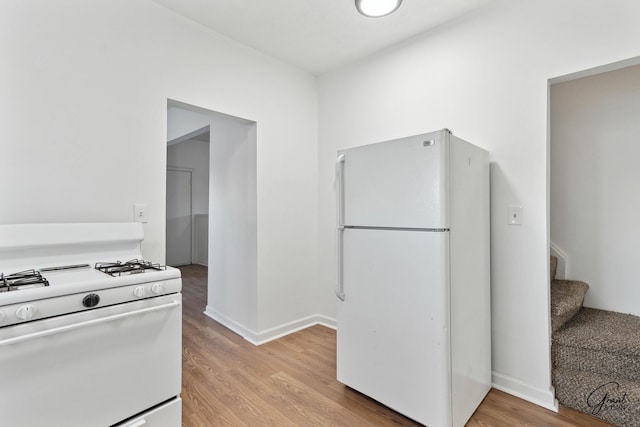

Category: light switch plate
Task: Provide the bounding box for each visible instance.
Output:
[134,204,148,223]
[508,206,522,225]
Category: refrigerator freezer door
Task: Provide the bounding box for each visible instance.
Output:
[337,228,451,427]
[338,131,449,229]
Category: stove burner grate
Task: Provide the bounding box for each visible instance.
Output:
[95,259,167,277]
[0,269,50,292]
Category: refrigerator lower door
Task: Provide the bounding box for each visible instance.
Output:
[337,228,451,427]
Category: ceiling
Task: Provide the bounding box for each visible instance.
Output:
[152,0,494,75]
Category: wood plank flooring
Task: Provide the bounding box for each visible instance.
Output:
[179,264,612,426]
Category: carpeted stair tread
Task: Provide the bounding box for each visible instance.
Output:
[554,366,640,426]
[551,279,589,333]
[554,307,640,357]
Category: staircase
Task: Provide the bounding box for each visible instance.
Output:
[551,255,640,426]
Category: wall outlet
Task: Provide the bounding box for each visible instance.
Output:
[134,204,148,223]
[508,206,523,225]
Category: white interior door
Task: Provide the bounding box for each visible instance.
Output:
[166,168,192,266]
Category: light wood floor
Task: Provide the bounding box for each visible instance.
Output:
[179,264,611,426]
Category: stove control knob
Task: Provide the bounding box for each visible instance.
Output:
[82,293,100,308]
[151,282,164,294]
[133,286,146,298]
[16,304,37,321]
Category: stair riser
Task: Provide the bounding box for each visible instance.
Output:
[553,345,640,382]
[554,368,640,426]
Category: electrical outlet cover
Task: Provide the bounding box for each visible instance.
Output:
[134,204,148,223]
[508,205,522,225]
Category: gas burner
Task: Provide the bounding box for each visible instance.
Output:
[95,259,167,277]
[0,269,50,292]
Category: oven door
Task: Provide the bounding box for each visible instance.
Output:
[0,294,181,427]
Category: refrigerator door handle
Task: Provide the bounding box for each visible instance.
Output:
[335,154,345,227]
[335,154,346,301]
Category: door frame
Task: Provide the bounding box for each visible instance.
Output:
[166,165,194,266]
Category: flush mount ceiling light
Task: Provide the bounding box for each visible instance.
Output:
[355,0,403,17]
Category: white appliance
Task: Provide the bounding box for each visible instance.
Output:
[0,223,182,427]
[335,129,491,427]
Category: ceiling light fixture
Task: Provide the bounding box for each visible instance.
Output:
[355,0,403,18]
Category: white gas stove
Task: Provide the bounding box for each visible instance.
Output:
[0,223,182,427]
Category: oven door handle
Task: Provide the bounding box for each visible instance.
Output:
[0,300,180,348]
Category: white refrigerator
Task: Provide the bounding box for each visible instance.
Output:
[335,129,491,427]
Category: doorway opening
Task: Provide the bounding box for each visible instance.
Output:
[549,57,640,315]
[165,100,257,324]
[548,56,640,422]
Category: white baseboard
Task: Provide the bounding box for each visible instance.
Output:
[253,314,337,345]
[204,306,337,346]
[492,371,559,412]
[204,307,256,342]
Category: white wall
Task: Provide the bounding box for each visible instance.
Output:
[551,64,640,316]
[317,0,640,409]
[167,107,210,143]
[0,0,318,334]
[208,118,258,332]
